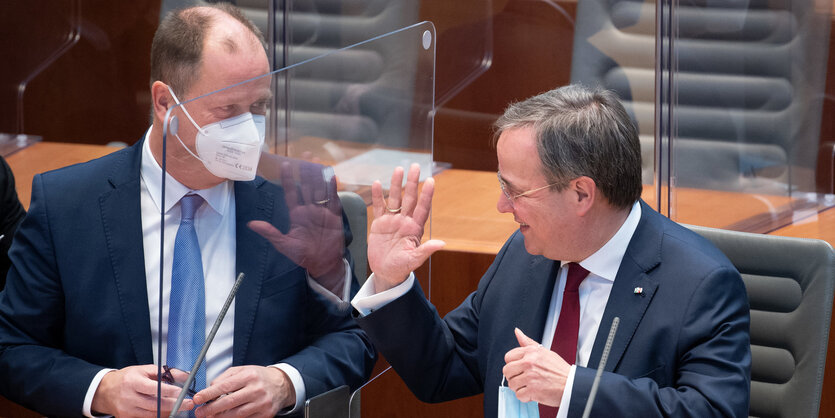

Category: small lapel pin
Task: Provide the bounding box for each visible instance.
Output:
[633,287,643,295]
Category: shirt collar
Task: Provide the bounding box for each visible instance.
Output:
[561,200,642,282]
[140,128,231,215]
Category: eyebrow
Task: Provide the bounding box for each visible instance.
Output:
[498,172,523,192]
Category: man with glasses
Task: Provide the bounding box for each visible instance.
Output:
[352,85,751,417]
[0,4,374,417]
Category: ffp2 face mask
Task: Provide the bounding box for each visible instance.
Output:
[167,86,265,181]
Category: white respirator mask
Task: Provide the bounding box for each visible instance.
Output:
[167,86,265,181]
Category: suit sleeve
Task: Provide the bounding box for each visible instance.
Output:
[567,266,751,418]
[354,237,515,403]
[281,278,377,398]
[280,212,377,399]
[0,174,103,416]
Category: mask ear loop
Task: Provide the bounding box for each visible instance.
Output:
[166,86,206,163]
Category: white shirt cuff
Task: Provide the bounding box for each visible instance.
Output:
[350,272,415,316]
[306,258,352,303]
[83,368,115,417]
[271,363,306,415]
[555,365,577,418]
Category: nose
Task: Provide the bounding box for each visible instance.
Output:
[497,193,513,213]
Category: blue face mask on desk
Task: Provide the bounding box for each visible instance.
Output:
[498,376,540,418]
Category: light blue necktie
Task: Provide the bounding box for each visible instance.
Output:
[168,193,207,392]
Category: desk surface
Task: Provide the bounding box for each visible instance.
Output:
[6,141,835,418]
[9,141,835,249]
[430,169,834,251]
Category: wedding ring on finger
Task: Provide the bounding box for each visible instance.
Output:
[387,206,402,214]
[314,199,330,206]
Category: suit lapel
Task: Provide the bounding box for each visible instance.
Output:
[587,201,662,372]
[99,142,153,364]
[232,178,273,364]
[515,255,560,344]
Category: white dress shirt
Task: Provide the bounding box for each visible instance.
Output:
[351,201,642,417]
[82,133,311,416]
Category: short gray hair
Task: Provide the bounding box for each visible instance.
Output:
[493,85,642,210]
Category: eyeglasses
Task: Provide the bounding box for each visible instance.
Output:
[496,171,561,205]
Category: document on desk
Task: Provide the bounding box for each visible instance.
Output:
[333,149,432,189]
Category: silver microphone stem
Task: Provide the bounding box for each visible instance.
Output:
[581,316,619,418]
[170,272,245,417]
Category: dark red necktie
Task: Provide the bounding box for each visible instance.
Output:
[539,262,589,418]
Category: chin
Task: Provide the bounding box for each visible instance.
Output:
[522,239,542,256]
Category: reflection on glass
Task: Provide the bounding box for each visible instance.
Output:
[160,21,436,409]
[668,0,835,232]
[570,0,835,233]
[3,0,80,136]
[570,0,658,208]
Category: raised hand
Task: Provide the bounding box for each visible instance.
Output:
[367,163,445,292]
[249,160,347,294]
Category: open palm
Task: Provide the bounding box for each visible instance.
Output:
[249,160,346,291]
[367,164,445,291]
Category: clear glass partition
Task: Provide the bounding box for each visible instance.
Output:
[160,22,435,414]
[667,0,835,233]
[0,0,80,154]
[570,0,659,209]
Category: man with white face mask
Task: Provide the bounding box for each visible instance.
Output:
[0,4,375,417]
[166,85,266,182]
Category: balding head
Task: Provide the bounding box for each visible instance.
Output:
[150,3,267,99]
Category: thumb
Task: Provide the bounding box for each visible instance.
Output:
[415,239,446,261]
[514,327,539,347]
[248,220,285,240]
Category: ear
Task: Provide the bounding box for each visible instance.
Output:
[151,81,172,124]
[570,176,596,216]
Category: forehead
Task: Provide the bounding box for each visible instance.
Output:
[496,126,544,183]
[187,35,271,102]
[194,74,272,108]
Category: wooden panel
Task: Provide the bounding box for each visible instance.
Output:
[0,397,39,418]
[427,0,577,172]
[361,250,493,418]
[1,0,159,146]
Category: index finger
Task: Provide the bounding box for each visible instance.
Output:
[193,367,248,405]
[133,367,186,399]
[371,180,385,219]
[504,346,529,364]
[323,166,342,215]
[192,380,234,406]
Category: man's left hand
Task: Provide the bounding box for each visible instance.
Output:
[192,366,294,417]
[502,328,571,407]
[249,160,347,294]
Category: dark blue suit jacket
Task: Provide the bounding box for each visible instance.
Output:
[0,141,375,417]
[357,201,751,418]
